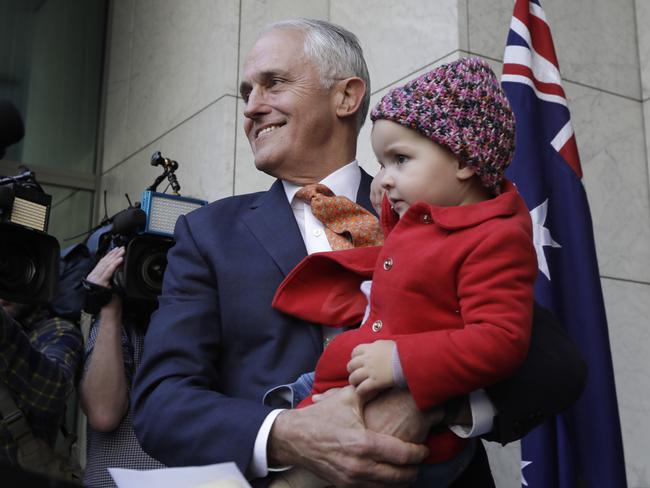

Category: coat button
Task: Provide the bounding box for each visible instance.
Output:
[383,258,393,270]
[372,320,383,332]
[420,213,432,224]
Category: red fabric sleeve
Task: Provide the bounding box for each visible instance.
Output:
[272,246,381,327]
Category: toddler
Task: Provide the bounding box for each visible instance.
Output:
[272,57,538,487]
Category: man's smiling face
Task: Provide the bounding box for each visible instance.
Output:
[240,28,339,181]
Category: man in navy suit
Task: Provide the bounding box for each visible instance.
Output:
[132,19,586,487]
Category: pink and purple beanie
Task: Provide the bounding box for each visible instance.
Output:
[370,57,515,194]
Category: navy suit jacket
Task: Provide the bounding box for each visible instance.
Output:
[132,168,586,483]
[132,169,375,475]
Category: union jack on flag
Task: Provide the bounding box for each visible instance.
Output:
[501,1,627,487]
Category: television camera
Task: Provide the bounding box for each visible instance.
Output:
[93,151,206,302]
[0,169,60,304]
[0,98,59,304]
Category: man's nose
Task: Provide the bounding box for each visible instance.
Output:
[243,87,269,120]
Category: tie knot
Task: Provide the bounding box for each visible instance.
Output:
[295,183,335,203]
[293,182,384,250]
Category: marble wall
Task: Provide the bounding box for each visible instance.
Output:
[99,1,649,486]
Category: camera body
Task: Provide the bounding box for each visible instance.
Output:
[0,173,60,304]
[98,190,206,302]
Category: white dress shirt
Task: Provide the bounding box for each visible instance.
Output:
[249,161,495,479]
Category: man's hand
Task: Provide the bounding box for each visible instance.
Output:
[86,246,124,288]
[347,340,395,400]
[268,385,428,487]
[364,388,444,444]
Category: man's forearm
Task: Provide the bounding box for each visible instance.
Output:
[266,386,427,487]
[80,306,129,431]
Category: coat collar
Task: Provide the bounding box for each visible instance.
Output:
[382,180,524,234]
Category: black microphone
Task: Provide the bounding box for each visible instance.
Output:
[0,99,25,159]
[111,207,147,235]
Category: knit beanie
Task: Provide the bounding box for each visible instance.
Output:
[370,57,515,194]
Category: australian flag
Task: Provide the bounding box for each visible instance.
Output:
[501,1,627,486]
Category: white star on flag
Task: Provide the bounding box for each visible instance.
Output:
[530,199,561,280]
[521,460,533,486]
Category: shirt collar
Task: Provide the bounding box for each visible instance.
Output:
[282,160,361,205]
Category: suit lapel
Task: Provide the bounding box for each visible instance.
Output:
[356,168,374,214]
[242,180,307,277]
[242,180,320,351]
[243,169,375,276]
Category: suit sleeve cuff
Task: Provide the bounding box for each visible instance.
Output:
[249,409,290,478]
[449,389,496,438]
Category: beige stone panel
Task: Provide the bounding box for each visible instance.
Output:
[103,0,239,172]
[99,96,236,219]
[603,278,650,488]
[566,83,650,283]
[47,189,94,246]
[330,0,459,95]
[238,0,329,74]
[458,0,470,52]
[467,0,641,99]
[646,100,650,197]
[101,0,136,172]
[636,0,650,100]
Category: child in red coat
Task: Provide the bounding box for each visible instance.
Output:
[271,57,538,487]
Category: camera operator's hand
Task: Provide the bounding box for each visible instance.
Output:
[86,247,125,288]
[80,246,128,431]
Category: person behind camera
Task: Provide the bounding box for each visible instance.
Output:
[0,297,83,480]
[79,246,164,488]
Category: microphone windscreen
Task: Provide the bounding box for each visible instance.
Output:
[0,99,25,151]
[112,207,147,235]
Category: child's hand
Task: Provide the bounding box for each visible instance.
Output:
[347,340,396,400]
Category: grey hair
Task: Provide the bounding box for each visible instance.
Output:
[264,18,371,133]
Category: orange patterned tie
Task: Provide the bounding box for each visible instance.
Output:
[295,183,384,250]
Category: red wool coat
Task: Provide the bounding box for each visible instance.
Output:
[273,181,538,462]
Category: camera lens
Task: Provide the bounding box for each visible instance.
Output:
[0,250,38,291]
[140,250,167,293]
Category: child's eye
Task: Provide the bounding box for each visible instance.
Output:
[396,155,409,165]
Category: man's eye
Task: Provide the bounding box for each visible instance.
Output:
[269,78,283,87]
[396,155,408,164]
[241,91,250,102]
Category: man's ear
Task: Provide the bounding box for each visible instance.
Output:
[456,161,476,181]
[335,77,366,120]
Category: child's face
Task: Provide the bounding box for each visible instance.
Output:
[371,120,471,217]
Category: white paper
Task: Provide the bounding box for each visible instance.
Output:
[109,461,252,488]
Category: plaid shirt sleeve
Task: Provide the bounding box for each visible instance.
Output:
[0,308,83,417]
